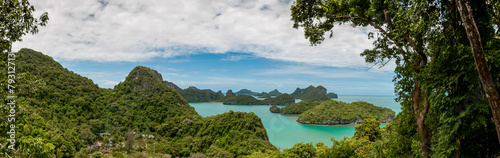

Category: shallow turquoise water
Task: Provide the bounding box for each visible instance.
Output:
[189,95,399,150]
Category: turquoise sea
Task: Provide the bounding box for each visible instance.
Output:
[189,95,400,150]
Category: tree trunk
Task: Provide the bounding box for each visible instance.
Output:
[413,79,431,158]
[456,0,500,144]
[412,59,431,158]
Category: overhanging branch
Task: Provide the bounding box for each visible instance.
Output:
[331,15,410,64]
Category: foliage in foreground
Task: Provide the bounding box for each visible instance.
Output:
[246,117,387,158]
[290,0,500,156]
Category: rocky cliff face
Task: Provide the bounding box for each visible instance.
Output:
[164,81,182,91]
[381,116,394,123]
[123,66,170,93]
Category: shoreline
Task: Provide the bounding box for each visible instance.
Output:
[295,118,393,126]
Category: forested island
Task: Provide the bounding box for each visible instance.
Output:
[270,100,319,114]
[167,83,338,104]
[291,85,337,101]
[297,100,394,125]
[270,100,395,125]
[215,85,339,105]
[218,86,337,105]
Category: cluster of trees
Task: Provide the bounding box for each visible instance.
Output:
[0,49,278,157]
[291,85,338,101]
[291,0,500,156]
[222,94,295,105]
[156,111,277,157]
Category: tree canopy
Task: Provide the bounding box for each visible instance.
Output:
[0,0,48,53]
[291,0,500,156]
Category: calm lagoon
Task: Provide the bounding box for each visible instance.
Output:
[189,95,400,150]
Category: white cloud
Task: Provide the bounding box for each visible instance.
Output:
[101,80,121,86]
[255,64,395,80]
[221,54,254,61]
[78,71,126,78]
[14,0,376,67]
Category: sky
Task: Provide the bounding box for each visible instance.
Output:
[13,0,396,96]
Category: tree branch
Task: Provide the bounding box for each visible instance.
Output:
[331,15,410,64]
[383,9,418,49]
[486,0,500,28]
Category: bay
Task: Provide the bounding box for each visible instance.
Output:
[189,95,399,150]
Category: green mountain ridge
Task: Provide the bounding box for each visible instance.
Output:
[222,94,295,105]
[162,84,337,103]
[234,89,260,96]
[291,85,337,101]
[164,82,224,102]
[179,86,224,102]
[0,48,277,157]
[268,89,283,96]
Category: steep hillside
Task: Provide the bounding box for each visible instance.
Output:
[1,48,109,157]
[113,66,199,130]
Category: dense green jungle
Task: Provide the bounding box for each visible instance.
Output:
[3,0,500,157]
